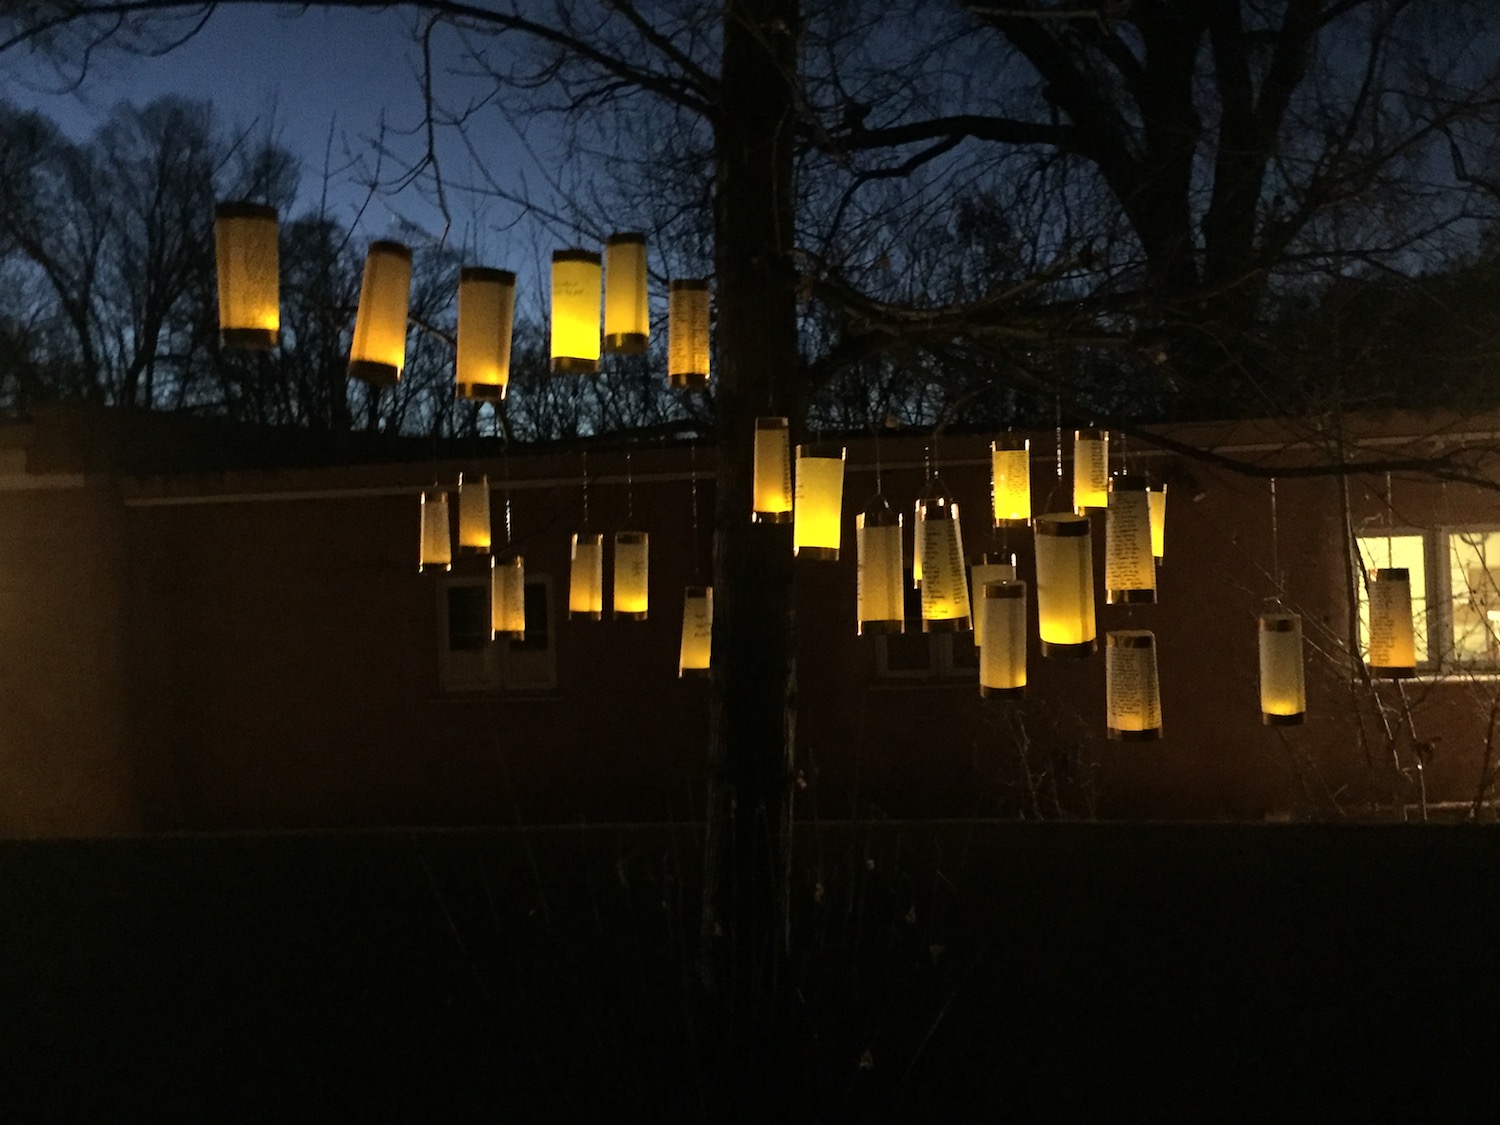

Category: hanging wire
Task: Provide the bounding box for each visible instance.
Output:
[1054,395,1064,481]
[582,447,591,529]
[1384,469,1394,567]
[689,440,701,573]
[626,447,635,523]
[1270,475,1281,598]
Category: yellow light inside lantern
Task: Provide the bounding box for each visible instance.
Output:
[214,201,279,349]
[1035,512,1096,657]
[979,580,1027,699]
[1367,567,1416,678]
[970,555,1016,649]
[991,435,1031,526]
[613,531,649,620]
[603,233,649,354]
[456,266,515,401]
[1073,428,1109,512]
[492,555,526,639]
[1107,630,1162,740]
[679,586,713,677]
[419,489,451,573]
[668,279,711,389]
[752,417,793,523]
[912,498,924,586]
[793,446,845,560]
[551,249,602,375]
[918,494,971,632]
[856,499,904,635]
[456,473,491,554]
[1259,612,1305,725]
[348,241,413,384]
[569,532,604,619]
[1148,483,1167,561]
[1106,474,1156,604]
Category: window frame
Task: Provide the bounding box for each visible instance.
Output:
[437,571,557,694]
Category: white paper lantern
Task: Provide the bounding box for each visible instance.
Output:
[551,249,602,375]
[457,472,491,554]
[1106,474,1156,604]
[991,435,1031,526]
[349,241,413,384]
[613,531,649,620]
[1259,612,1305,725]
[1367,567,1416,678]
[492,555,526,639]
[668,279,710,389]
[918,490,970,632]
[856,497,904,635]
[419,489,451,573]
[679,586,713,677]
[456,266,515,400]
[1107,630,1162,740]
[213,201,279,349]
[970,555,1016,649]
[979,580,1027,699]
[1148,483,1167,562]
[603,232,649,354]
[793,446,845,560]
[1035,512,1096,657]
[1073,428,1109,512]
[569,532,604,619]
[752,417,793,524]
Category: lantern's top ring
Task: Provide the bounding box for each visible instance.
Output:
[1110,474,1150,492]
[553,248,602,264]
[684,585,712,598]
[981,581,1026,600]
[860,502,900,527]
[756,416,790,430]
[606,231,646,246]
[369,240,413,260]
[461,266,516,285]
[1259,614,1300,632]
[670,278,710,291]
[1075,427,1108,441]
[992,434,1029,452]
[795,444,846,461]
[1107,630,1156,649]
[215,200,276,221]
[615,530,648,545]
[1035,513,1090,537]
[1372,568,1410,581]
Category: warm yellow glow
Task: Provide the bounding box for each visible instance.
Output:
[419,489,451,573]
[492,555,526,639]
[551,249,602,375]
[793,447,845,559]
[214,201,279,348]
[613,531,650,619]
[979,580,1027,698]
[603,233,649,354]
[1035,512,1096,656]
[456,267,515,400]
[1105,474,1155,604]
[970,557,1016,648]
[856,502,904,635]
[1148,484,1167,560]
[569,532,604,619]
[912,498,924,586]
[991,436,1031,525]
[918,495,970,631]
[679,586,713,677]
[349,241,412,384]
[1356,535,1427,665]
[1367,567,1416,677]
[457,473,491,554]
[1107,630,1162,739]
[752,417,793,523]
[668,279,711,389]
[1259,612,1305,724]
[1073,429,1109,512]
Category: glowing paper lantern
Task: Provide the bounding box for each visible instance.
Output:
[856,497,904,635]
[603,233,649,354]
[613,531,650,620]
[1105,474,1156,604]
[456,266,515,400]
[1259,612,1305,725]
[918,490,971,632]
[1035,512,1096,657]
[793,446,845,560]
[1367,567,1416,678]
[668,279,710,389]
[551,249,602,375]
[213,201,279,349]
[970,555,1016,649]
[679,586,713,677]
[979,580,1027,699]
[1073,428,1109,512]
[569,532,604,619]
[348,241,413,384]
[1107,630,1162,740]
[1148,483,1167,562]
[991,435,1031,526]
[419,489,451,573]
[752,417,793,523]
[492,555,526,639]
[912,498,924,586]
[456,473,491,554]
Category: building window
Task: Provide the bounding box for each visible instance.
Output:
[874,570,978,680]
[438,573,557,693]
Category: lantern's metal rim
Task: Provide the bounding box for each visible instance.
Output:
[215,200,277,221]
[418,562,452,574]
[861,505,900,528]
[1109,727,1162,742]
[993,516,1032,529]
[670,371,709,390]
[858,619,904,636]
[795,545,840,561]
[460,266,516,286]
[982,582,1026,601]
[220,327,279,351]
[1107,588,1157,605]
[1073,503,1107,515]
[572,533,604,548]
[457,545,492,556]
[1041,638,1097,658]
[923,617,971,634]
[1107,631,1156,649]
[1368,664,1416,679]
[492,629,525,642]
[684,585,712,599]
[980,684,1026,700]
[348,359,401,385]
[603,332,649,355]
[670,278,710,292]
[1075,427,1107,442]
[1259,615,1300,633]
[606,231,647,247]
[553,248,602,265]
[1372,568,1410,582]
[551,357,600,376]
[1262,711,1306,727]
[456,382,506,401]
[614,531,649,545]
[370,239,413,261]
[679,666,711,678]
[755,416,790,430]
[569,610,603,621]
[752,510,793,525]
[614,610,649,622]
[992,434,1029,452]
[1036,515,1090,537]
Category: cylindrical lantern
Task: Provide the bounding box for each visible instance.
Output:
[1073,428,1109,512]
[991,435,1031,526]
[1367,567,1416,678]
[456,266,515,400]
[492,555,526,639]
[1148,483,1167,562]
[213,201,279,349]
[1106,474,1156,604]
[348,240,413,384]
[569,532,604,619]
[918,490,971,632]
[603,232,649,354]
[752,417,793,524]
[979,580,1027,699]
[457,472,491,554]
[419,488,451,573]
[551,249,602,375]
[679,586,713,677]
[970,554,1016,649]
[912,498,924,586]
[793,445,845,560]
[613,531,649,620]
[668,279,711,389]
[1259,612,1306,725]
[1035,512,1096,657]
[856,497,904,635]
[1107,630,1162,740]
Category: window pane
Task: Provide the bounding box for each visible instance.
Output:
[1356,534,1427,665]
[509,579,550,652]
[1449,530,1500,665]
[447,585,490,652]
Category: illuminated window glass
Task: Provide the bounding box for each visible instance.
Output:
[1448,530,1500,666]
[1355,534,1428,666]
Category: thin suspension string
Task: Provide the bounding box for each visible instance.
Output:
[1270,475,1281,599]
[1385,469,1394,567]
[502,413,514,547]
[689,440,701,572]
[626,447,635,524]
[873,421,883,498]
[582,447,591,529]
[1054,395,1064,482]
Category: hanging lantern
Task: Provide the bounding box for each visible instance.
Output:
[856,496,904,635]
[419,488,451,573]
[1073,428,1109,512]
[213,201,279,349]
[456,472,491,554]
[1367,567,1416,678]
[569,532,604,619]
[979,580,1027,699]
[551,249,602,375]
[1035,512,1096,657]
[1259,611,1306,725]
[970,554,1016,649]
[456,266,515,400]
[1107,630,1162,740]
[1105,474,1156,604]
[348,241,413,384]
[603,232,649,354]
[991,435,1031,526]
[752,417,793,524]
[793,445,845,560]
[679,586,713,677]
[912,498,924,586]
[492,555,526,639]
[918,487,971,632]
[668,279,711,390]
[1148,483,1167,562]
[613,531,650,620]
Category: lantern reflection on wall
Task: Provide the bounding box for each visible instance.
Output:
[457,473,491,554]
[1259,611,1305,724]
[679,586,713,677]
[856,496,904,635]
[1035,512,1096,657]
[492,555,526,639]
[1073,429,1109,512]
[569,532,604,619]
[603,233,649,354]
[456,266,515,400]
[348,241,413,384]
[613,531,650,620]
[551,249,602,375]
[1106,474,1156,604]
[213,202,279,349]
[918,489,971,631]
[668,279,710,389]
[793,446,845,559]
[979,580,1027,699]
[419,489,451,573]
[752,417,793,523]
[971,555,1016,648]
[1107,630,1162,740]
[991,435,1031,526]
[1148,483,1167,562]
[1367,567,1416,678]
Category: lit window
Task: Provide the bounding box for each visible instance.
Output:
[1355,533,1428,667]
[1448,530,1500,666]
